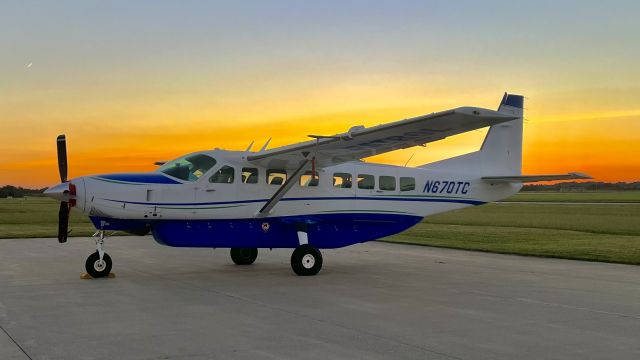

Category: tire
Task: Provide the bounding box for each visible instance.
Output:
[230,247,258,265]
[290,245,322,276]
[85,252,112,278]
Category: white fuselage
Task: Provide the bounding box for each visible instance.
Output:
[71,150,521,222]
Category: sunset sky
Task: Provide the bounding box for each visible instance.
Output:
[1,1,639,188]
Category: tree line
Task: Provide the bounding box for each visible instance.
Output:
[522,181,640,191]
[2,181,640,198]
[0,185,48,198]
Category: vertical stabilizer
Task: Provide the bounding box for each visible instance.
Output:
[481,93,524,175]
[420,93,524,176]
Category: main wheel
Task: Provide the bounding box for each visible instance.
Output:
[85,252,112,278]
[291,245,322,276]
[230,247,258,265]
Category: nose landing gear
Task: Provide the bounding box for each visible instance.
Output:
[85,230,113,278]
[85,252,112,278]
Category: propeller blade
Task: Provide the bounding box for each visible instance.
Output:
[57,134,68,183]
[58,201,70,243]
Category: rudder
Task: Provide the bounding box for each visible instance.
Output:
[420,93,524,176]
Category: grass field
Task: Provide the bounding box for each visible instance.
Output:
[1,193,640,264]
[0,197,95,238]
[385,203,640,264]
[505,190,640,203]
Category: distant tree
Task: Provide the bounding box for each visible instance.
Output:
[0,185,46,198]
[522,182,640,192]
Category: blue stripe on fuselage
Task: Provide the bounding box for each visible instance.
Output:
[94,173,182,184]
[100,196,486,206]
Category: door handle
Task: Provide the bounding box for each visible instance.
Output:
[206,189,216,192]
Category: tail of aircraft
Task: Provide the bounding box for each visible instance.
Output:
[420,93,524,176]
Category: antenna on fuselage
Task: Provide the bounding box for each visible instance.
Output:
[404,153,415,167]
[259,138,272,152]
[245,140,255,152]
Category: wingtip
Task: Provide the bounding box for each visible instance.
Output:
[569,172,593,180]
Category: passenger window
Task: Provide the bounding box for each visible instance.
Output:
[241,168,258,184]
[400,177,416,191]
[333,173,352,188]
[267,169,287,185]
[209,165,235,184]
[379,176,396,191]
[357,174,375,190]
[300,171,319,187]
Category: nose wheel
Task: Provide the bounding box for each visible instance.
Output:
[85,230,113,278]
[85,252,112,278]
[291,245,322,276]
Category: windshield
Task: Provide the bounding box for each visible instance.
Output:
[157,154,217,181]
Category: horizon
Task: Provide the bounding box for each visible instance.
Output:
[4,180,640,193]
[2,1,639,188]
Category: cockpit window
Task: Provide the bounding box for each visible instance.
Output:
[157,154,217,181]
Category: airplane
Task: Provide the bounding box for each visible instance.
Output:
[44,93,590,277]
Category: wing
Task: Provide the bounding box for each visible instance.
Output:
[247,106,518,169]
[482,172,592,183]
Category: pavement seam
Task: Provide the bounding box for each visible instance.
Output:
[0,324,33,360]
[393,223,640,238]
[379,239,640,266]
[515,297,640,320]
[463,289,640,320]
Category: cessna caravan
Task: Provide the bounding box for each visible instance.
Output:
[44,93,589,277]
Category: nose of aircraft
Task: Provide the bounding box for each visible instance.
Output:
[44,182,70,202]
[44,177,86,211]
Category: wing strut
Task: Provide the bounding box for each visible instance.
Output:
[256,158,310,218]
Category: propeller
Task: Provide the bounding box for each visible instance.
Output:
[56,135,70,243]
[57,135,68,183]
[58,201,70,243]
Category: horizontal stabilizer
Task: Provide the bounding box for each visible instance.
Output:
[482,172,592,183]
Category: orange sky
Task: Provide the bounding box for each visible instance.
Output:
[2,89,638,188]
[1,2,639,187]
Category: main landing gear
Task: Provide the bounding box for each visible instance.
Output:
[230,247,258,265]
[290,244,323,276]
[289,227,322,276]
[229,245,323,276]
[85,230,112,278]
